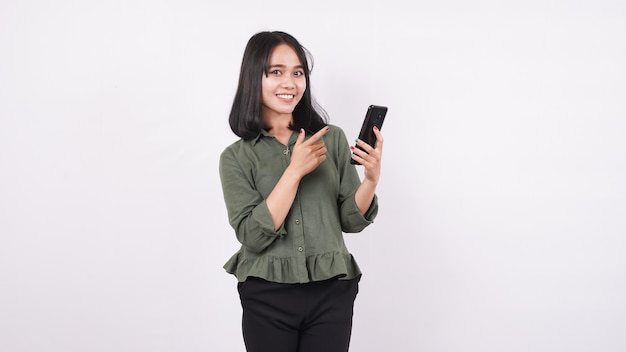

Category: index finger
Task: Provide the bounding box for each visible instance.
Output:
[305,126,331,144]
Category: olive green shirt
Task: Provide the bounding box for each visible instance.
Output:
[219,125,378,284]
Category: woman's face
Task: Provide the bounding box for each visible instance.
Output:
[261,43,306,122]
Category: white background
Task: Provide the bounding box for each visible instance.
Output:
[1,0,625,351]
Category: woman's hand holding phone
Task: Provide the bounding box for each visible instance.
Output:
[351,126,384,184]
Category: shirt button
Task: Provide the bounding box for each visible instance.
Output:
[298,246,304,252]
[295,219,300,225]
[283,149,289,155]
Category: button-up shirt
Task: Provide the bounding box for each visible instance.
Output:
[219,125,378,283]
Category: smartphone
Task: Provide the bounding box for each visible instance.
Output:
[351,105,387,165]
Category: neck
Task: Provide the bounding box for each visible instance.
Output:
[263,112,293,131]
[263,114,294,145]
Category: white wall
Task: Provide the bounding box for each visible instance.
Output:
[1,1,625,351]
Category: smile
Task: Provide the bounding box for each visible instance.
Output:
[276,94,295,100]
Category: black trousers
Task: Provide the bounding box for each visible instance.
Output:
[237,276,360,352]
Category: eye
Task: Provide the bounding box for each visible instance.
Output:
[270,69,282,75]
[293,70,304,77]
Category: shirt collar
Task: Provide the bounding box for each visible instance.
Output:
[251,129,299,146]
[250,129,272,145]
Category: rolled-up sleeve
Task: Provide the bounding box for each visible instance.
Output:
[333,127,379,233]
[339,191,378,233]
[219,148,287,253]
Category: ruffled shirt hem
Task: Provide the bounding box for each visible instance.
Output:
[223,250,362,284]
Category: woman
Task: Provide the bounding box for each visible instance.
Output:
[219,31,384,352]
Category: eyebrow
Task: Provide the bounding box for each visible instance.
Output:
[268,64,304,69]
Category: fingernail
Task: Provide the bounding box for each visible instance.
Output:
[325,126,330,131]
[300,129,304,134]
[350,146,355,150]
[373,126,379,131]
[355,139,360,143]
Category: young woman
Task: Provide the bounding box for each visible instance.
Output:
[219,31,384,352]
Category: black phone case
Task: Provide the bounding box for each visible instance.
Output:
[351,105,387,165]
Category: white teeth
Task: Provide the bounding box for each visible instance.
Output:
[277,94,294,99]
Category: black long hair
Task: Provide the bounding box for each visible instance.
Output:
[228,31,328,140]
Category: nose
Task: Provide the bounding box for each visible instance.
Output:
[281,74,296,89]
